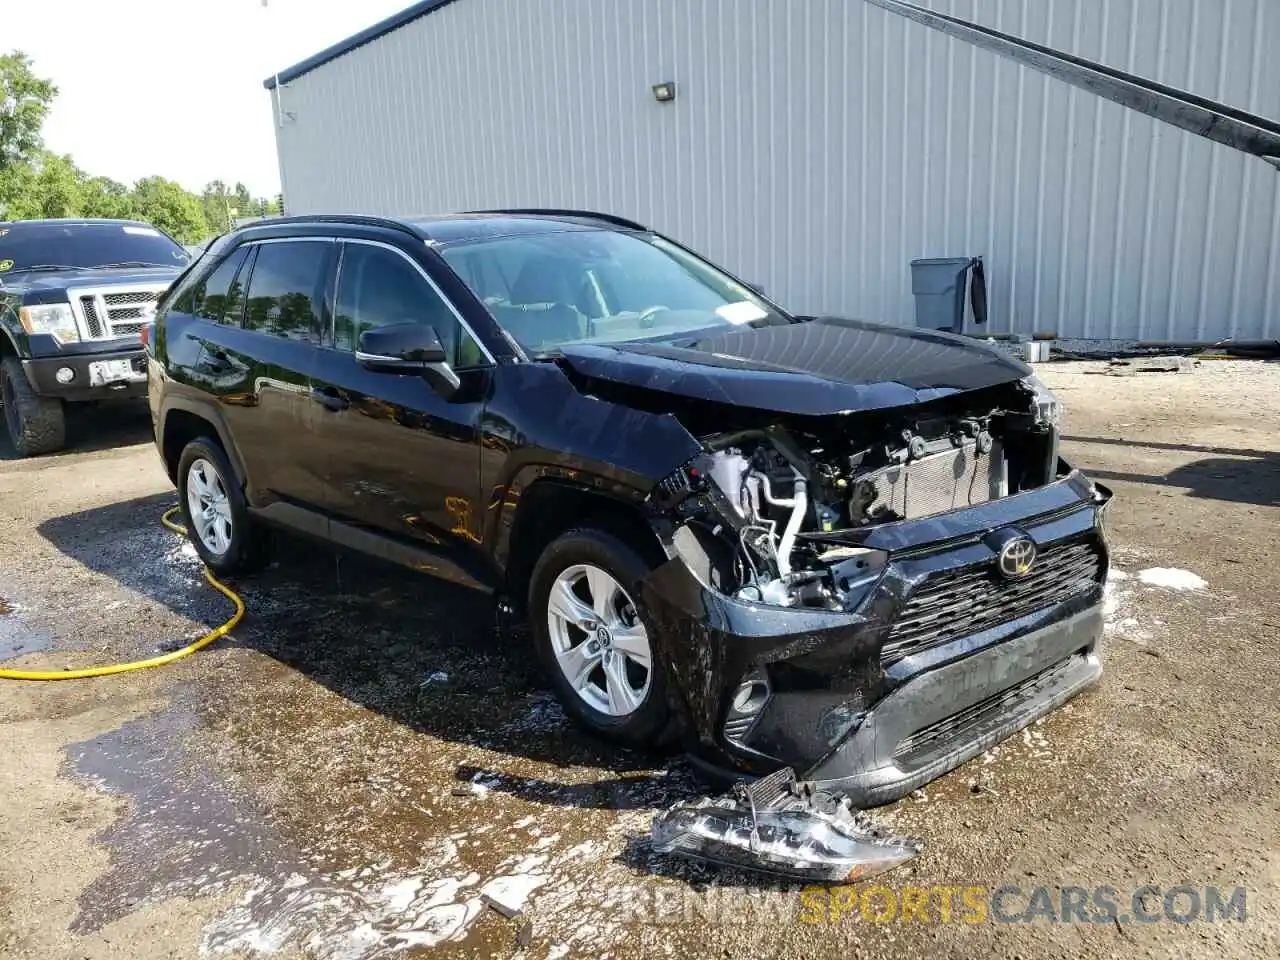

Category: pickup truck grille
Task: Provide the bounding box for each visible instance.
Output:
[881,537,1105,665]
[69,285,167,340]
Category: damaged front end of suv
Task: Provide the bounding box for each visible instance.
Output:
[570,326,1113,807]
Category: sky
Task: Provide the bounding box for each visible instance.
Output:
[7,0,413,198]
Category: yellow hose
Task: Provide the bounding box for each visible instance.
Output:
[0,507,244,681]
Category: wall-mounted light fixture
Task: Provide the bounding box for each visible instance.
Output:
[652,81,676,103]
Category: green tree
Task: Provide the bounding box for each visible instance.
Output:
[232,181,252,220]
[0,151,81,219]
[0,51,57,172]
[0,159,37,219]
[80,175,137,220]
[201,179,234,234]
[30,152,82,217]
[132,176,208,242]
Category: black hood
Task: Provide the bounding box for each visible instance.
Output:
[0,265,181,300]
[554,316,1031,416]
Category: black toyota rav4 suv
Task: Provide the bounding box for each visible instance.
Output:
[148,210,1111,804]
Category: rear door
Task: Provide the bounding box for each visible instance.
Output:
[212,237,334,508]
[308,239,493,587]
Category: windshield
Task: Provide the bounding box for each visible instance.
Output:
[439,229,791,353]
[0,222,189,273]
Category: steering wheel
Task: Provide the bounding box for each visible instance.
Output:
[637,305,671,329]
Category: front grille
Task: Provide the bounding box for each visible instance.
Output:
[103,291,155,307]
[881,538,1104,664]
[79,296,105,337]
[71,286,164,339]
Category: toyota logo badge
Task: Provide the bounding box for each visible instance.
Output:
[997,537,1037,579]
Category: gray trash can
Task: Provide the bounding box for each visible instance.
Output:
[910,257,986,333]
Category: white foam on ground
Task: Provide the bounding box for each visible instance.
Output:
[1137,567,1208,591]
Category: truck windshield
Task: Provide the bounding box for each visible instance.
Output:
[439,229,792,354]
[0,222,189,273]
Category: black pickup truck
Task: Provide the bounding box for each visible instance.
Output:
[0,219,190,456]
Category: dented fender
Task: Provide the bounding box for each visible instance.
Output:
[478,362,701,564]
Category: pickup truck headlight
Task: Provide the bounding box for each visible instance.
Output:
[1022,374,1062,429]
[19,303,80,343]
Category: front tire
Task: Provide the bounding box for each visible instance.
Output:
[528,528,679,748]
[176,437,266,575]
[0,357,66,457]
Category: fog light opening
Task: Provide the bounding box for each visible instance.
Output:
[55,367,75,384]
[732,680,770,715]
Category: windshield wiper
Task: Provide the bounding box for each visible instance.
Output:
[5,264,81,273]
[97,261,173,268]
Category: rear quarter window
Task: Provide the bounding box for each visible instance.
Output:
[169,246,249,324]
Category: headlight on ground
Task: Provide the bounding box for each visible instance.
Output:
[1022,374,1062,429]
[19,303,79,343]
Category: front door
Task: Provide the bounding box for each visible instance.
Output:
[308,239,491,588]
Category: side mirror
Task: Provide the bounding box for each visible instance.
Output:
[355,321,460,396]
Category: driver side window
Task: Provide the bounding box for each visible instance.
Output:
[335,244,481,365]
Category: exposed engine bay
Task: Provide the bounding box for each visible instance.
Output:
[650,376,1062,610]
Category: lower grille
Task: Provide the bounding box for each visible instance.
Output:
[882,537,1104,664]
[892,654,1081,760]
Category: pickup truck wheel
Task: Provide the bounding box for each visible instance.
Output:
[176,437,267,575]
[529,528,679,749]
[0,357,66,457]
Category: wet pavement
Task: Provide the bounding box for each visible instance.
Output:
[1,369,1279,959]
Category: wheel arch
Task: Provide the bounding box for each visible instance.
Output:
[158,398,247,488]
[500,477,666,618]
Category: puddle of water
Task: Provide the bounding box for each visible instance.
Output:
[0,602,51,661]
[66,699,719,958]
[68,710,297,933]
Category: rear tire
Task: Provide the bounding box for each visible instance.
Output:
[176,437,267,575]
[0,357,66,457]
[528,527,681,749]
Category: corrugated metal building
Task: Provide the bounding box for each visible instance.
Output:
[266,0,1280,342]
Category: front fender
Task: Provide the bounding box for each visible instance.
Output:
[479,362,703,568]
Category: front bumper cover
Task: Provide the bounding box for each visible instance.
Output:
[22,347,147,402]
[640,467,1110,806]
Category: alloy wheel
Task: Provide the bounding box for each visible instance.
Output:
[186,458,233,556]
[546,563,652,717]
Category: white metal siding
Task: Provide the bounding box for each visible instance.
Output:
[273,0,1280,341]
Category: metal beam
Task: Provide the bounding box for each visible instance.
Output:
[864,0,1280,170]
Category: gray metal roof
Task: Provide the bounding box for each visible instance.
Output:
[263,0,461,89]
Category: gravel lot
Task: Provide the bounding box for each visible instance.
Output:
[1,360,1278,959]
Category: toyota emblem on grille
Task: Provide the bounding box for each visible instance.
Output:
[997,536,1037,579]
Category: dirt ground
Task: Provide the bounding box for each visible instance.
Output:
[1,359,1277,960]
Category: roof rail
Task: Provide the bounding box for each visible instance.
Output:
[465,208,650,232]
[233,214,421,236]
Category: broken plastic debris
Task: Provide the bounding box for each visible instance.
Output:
[650,768,919,883]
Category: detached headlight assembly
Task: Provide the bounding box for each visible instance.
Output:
[1021,374,1062,429]
[19,303,80,343]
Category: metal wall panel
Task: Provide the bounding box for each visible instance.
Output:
[273,0,1280,341]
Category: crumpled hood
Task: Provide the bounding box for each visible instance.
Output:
[555,316,1031,416]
